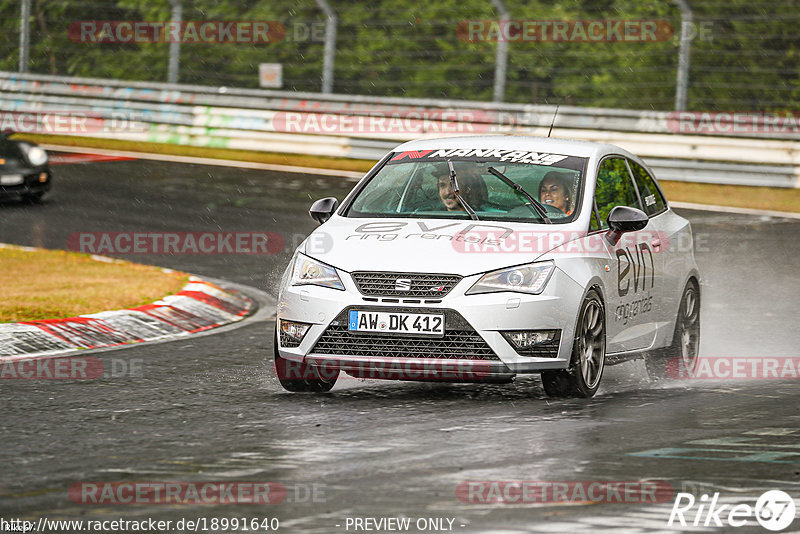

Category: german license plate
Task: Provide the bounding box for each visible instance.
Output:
[348,310,444,336]
[0,174,23,186]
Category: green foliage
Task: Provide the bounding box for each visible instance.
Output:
[4,0,799,110]
[595,157,639,227]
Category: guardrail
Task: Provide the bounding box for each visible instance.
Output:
[1,71,799,188]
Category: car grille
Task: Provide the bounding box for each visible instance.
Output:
[311,307,499,360]
[279,331,301,348]
[351,272,462,298]
[517,342,560,358]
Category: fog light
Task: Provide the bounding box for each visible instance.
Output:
[501,330,560,356]
[39,172,48,183]
[279,319,311,348]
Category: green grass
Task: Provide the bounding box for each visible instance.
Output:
[0,247,188,322]
[660,180,800,214]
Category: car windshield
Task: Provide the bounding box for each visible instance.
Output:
[345,149,587,223]
[0,135,24,159]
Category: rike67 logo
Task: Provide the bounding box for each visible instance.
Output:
[669,490,796,531]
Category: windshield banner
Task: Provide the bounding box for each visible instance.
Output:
[388,149,581,167]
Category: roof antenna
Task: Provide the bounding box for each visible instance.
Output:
[547,105,559,138]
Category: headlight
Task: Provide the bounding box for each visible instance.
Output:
[25,146,48,166]
[466,261,555,295]
[290,253,344,290]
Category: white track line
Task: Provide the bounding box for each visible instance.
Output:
[39,143,366,179]
[671,201,800,220]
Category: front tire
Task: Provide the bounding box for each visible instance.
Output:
[273,330,338,392]
[646,280,700,380]
[21,191,45,203]
[542,289,606,398]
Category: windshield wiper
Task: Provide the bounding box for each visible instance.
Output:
[487,166,551,224]
[448,160,479,220]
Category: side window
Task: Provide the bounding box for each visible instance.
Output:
[628,160,666,216]
[594,157,641,229]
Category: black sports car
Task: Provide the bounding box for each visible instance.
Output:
[0,133,51,202]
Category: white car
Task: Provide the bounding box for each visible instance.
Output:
[275,136,700,397]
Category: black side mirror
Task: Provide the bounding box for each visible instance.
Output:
[605,205,648,245]
[309,197,339,224]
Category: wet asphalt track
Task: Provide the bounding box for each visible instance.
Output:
[0,156,799,533]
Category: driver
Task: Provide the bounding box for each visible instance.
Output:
[538,171,573,215]
[433,164,488,212]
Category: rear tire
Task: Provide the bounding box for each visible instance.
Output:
[542,289,606,398]
[645,280,700,380]
[273,330,338,392]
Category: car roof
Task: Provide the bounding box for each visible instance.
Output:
[392,135,634,160]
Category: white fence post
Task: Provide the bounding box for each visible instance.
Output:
[314,0,337,94]
[490,0,509,103]
[19,0,31,73]
[167,0,182,84]
[673,0,693,111]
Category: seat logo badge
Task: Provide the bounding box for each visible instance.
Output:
[395,278,412,291]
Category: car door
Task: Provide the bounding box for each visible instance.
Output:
[627,158,680,334]
[592,156,660,353]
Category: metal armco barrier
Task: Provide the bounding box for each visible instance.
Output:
[1,71,799,188]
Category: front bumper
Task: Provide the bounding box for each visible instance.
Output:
[0,168,51,197]
[276,267,585,376]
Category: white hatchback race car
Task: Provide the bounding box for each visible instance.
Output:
[275,136,700,397]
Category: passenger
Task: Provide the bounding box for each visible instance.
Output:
[538,171,574,215]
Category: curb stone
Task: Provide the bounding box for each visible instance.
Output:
[0,277,254,362]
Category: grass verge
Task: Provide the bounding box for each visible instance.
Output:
[660,181,800,214]
[0,246,188,323]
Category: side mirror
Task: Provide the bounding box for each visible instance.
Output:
[605,205,648,245]
[309,197,339,224]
